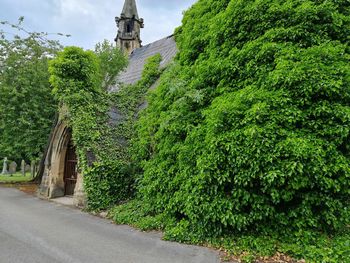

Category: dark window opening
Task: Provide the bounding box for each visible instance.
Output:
[126,23,132,33]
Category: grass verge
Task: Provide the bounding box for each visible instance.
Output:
[0,173,33,183]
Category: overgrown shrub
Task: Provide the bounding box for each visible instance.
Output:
[49,46,104,150]
[133,0,350,238]
[84,160,135,210]
[49,45,129,210]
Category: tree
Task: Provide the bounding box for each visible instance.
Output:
[95,39,128,91]
[0,18,66,161]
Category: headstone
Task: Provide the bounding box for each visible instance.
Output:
[21,160,26,176]
[9,161,17,174]
[31,161,36,178]
[25,164,31,172]
[1,157,9,175]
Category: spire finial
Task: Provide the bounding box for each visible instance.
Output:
[121,0,139,19]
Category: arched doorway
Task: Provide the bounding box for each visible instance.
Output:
[64,140,78,196]
[39,120,86,205]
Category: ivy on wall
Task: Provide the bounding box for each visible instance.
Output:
[84,54,163,210]
[49,45,162,210]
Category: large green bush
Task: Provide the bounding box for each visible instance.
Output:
[84,160,135,210]
[134,0,350,238]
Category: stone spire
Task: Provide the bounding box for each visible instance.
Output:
[121,0,139,20]
[115,0,144,55]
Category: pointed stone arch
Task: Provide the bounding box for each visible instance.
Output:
[38,119,85,206]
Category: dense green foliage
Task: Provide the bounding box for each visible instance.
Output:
[95,40,129,91]
[49,44,128,210]
[49,46,104,149]
[131,0,350,242]
[0,18,63,161]
[49,45,163,210]
[85,54,162,210]
[84,160,135,210]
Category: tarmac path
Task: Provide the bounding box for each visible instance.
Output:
[0,187,221,263]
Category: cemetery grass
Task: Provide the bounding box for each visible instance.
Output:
[0,173,33,183]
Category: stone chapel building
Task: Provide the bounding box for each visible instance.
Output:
[38,0,177,206]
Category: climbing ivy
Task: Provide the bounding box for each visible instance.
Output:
[49,46,162,210]
[49,46,105,152]
[49,43,162,211]
[83,54,162,210]
[49,44,131,210]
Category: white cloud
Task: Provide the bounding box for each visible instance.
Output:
[58,0,95,16]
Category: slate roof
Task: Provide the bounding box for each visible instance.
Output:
[110,35,177,92]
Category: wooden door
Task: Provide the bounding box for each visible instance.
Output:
[64,142,77,196]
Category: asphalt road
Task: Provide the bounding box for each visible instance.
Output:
[0,187,221,263]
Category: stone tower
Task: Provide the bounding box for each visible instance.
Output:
[115,0,144,55]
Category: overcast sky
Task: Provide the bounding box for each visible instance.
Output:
[0,0,197,49]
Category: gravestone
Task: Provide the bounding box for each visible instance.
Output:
[25,164,31,173]
[21,160,26,176]
[9,161,17,174]
[31,161,36,178]
[1,157,9,175]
